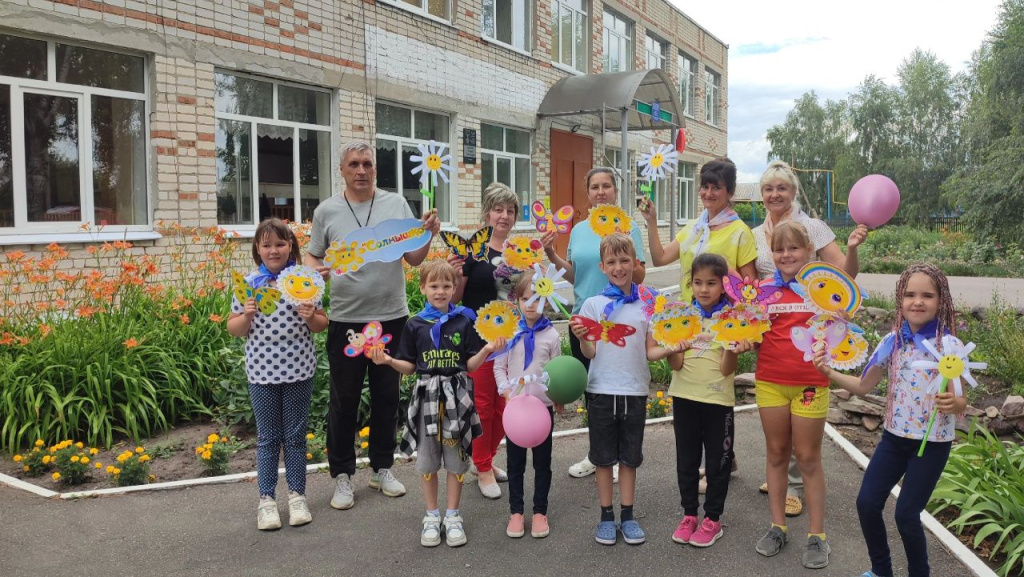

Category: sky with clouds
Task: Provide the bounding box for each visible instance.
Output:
[670,0,1004,182]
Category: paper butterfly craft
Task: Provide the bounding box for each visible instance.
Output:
[278,265,326,306]
[475,300,522,343]
[650,302,704,349]
[571,315,638,347]
[441,227,493,261]
[638,284,663,319]
[724,273,783,309]
[343,321,393,358]
[790,320,849,363]
[231,271,281,315]
[324,241,366,274]
[532,202,574,234]
[637,143,679,182]
[796,262,864,317]
[588,204,632,237]
[709,303,772,350]
[501,236,544,271]
[525,263,571,315]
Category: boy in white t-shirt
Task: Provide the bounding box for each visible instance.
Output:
[569,233,653,546]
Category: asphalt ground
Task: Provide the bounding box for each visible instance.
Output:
[0,411,970,577]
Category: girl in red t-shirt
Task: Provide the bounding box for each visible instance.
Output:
[753,221,833,569]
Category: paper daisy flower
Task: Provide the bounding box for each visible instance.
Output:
[911,335,987,397]
[637,143,679,181]
[409,140,452,188]
[525,263,571,314]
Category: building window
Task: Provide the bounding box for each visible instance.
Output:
[0,33,148,232]
[644,34,666,71]
[481,124,531,222]
[375,102,452,222]
[678,53,697,118]
[551,0,587,72]
[602,11,633,73]
[214,72,332,226]
[677,162,696,220]
[706,68,721,126]
[482,0,530,51]
[382,0,449,21]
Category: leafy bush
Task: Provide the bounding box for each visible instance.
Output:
[929,423,1024,576]
[962,298,1024,395]
[109,446,152,487]
[195,433,232,476]
[51,441,97,485]
[845,226,1024,278]
[646,390,672,418]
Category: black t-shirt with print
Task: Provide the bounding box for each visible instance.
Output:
[461,247,521,311]
[394,314,484,377]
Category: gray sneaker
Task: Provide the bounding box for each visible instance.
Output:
[287,491,312,526]
[330,474,354,510]
[803,535,831,569]
[755,525,788,557]
[369,468,406,497]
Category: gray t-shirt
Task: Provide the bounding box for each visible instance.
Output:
[307,190,416,323]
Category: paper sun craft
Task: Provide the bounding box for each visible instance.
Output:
[278,265,326,306]
[571,315,637,347]
[475,300,522,343]
[525,263,571,316]
[232,271,280,315]
[441,227,493,261]
[588,204,632,237]
[532,201,574,234]
[326,219,433,276]
[650,302,704,349]
[795,262,864,317]
[409,140,452,212]
[323,241,365,275]
[501,236,544,271]
[709,303,771,350]
[911,335,986,456]
[343,321,393,358]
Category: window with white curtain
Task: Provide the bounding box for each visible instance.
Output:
[481,124,532,222]
[0,32,148,233]
[375,102,452,222]
[482,0,530,51]
[215,71,332,225]
[602,11,633,73]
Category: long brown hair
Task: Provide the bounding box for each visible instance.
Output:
[252,218,301,266]
[888,263,956,379]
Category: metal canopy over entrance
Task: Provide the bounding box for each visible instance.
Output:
[537,69,685,231]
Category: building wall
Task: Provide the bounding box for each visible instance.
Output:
[0,0,728,264]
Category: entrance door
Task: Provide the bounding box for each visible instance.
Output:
[549,129,592,257]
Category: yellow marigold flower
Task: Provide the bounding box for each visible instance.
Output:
[576,407,584,413]
[306,433,315,440]
[195,447,203,455]
[51,472,61,481]
[135,446,144,454]
[656,391,664,398]
[220,437,228,443]
[658,400,666,406]
[106,465,115,474]
[80,456,89,464]
[75,442,84,449]
[95,462,103,469]
[23,466,29,472]
[71,455,80,463]
[13,455,22,462]
[358,427,370,438]
[306,453,313,460]
[117,454,128,463]
[359,441,368,449]
[207,433,219,443]
[139,455,151,463]
[42,455,51,464]
[113,468,121,475]
[148,474,156,482]
[203,443,213,450]
[202,450,212,460]
[646,404,651,410]
[34,439,44,447]
[89,448,99,455]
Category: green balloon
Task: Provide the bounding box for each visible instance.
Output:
[544,356,588,404]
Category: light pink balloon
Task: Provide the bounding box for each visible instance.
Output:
[502,394,552,449]
[848,174,901,229]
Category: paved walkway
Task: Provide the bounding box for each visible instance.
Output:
[1,412,971,577]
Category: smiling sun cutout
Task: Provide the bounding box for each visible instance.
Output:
[474,300,521,343]
[588,204,632,237]
[278,265,326,306]
[795,262,863,317]
[650,302,703,349]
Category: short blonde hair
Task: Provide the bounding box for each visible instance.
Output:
[760,160,802,207]
[770,221,813,252]
[599,232,637,260]
[418,259,460,287]
[480,182,520,224]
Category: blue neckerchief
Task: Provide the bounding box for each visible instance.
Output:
[693,297,729,319]
[418,303,476,349]
[601,282,639,321]
[862,319,941,377]
[772,269,806,297]
[487,316,553,369]
[251,260,295,289]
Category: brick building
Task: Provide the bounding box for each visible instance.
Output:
[0,0,727,258]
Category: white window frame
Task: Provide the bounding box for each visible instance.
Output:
[602,10,633,73]
[0,35,150,239]
[379,0,451,25]
[676,162,697,223]
[644,34,666,71]
[678,53,697,118]
[482,0,531,54]
[480,123,532,227]
[551,0,588,73]
[214,71,333,231]
[374,101,455,225]
[706,67,721,127]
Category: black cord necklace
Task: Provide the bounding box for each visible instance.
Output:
[344,191,375,228]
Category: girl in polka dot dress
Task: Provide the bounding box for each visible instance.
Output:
[227,218,328,531]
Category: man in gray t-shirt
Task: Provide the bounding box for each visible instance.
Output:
[305,141,439,509]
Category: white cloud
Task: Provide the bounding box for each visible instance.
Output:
[670,0,1002,182]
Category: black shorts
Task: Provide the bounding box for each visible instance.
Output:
[586,393,646,468]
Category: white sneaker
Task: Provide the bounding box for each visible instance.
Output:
[444,513,468,547]
[421,513,442,547]
[288,491,312,526]
[613,463,619,485]
[330,474,354,510]
[369,468,406,497]
[257,497,281,530]
[492,466,508,482]
[568,456,596,478]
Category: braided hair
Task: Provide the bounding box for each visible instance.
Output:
[888,263,956,380]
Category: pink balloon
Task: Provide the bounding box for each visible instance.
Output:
[848,174,901,229]
[502,394,552,449]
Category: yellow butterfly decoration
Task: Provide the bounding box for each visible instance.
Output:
[232,271,281,315]
[440,226,493,260]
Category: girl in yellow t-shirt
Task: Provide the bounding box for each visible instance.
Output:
[665,253,752,548]
[639,157,757,302]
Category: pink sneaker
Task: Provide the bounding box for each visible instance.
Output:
[689,517,723,547]
[672,515,698,544]
[506,513,525,538]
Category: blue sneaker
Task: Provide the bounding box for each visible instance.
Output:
[595,520,617,545]
[620,519,646,545]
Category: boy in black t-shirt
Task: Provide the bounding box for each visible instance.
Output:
[371,259,504,548]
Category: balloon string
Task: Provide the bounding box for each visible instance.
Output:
[917,376,948,457]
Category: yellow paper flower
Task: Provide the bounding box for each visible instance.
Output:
[52,472,61,481]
